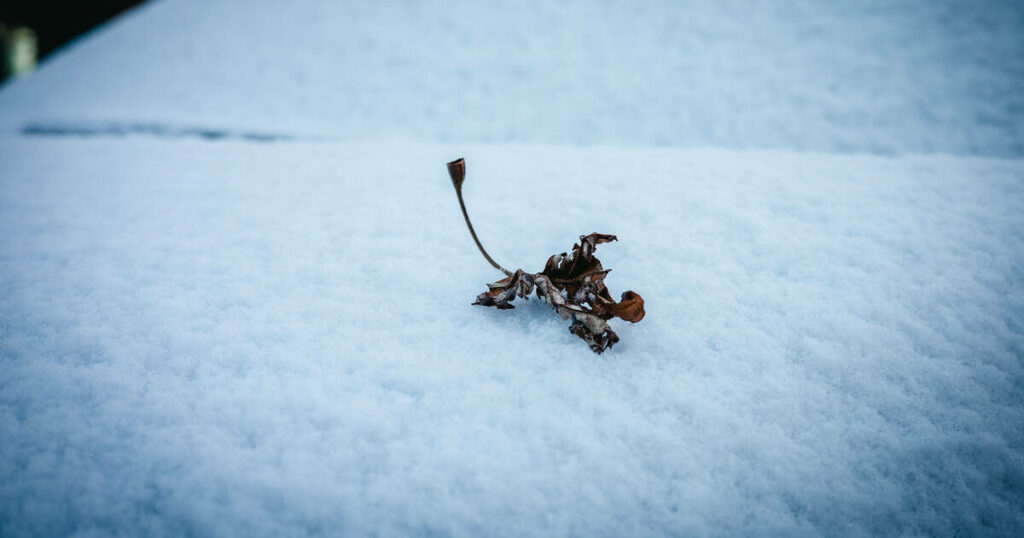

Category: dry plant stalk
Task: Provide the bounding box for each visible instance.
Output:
[447,158,645,353]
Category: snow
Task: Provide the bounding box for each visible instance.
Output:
[2,138,1022,536]
[1,0,1023,536]
[1,0,1023,156]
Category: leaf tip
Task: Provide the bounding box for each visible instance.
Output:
[613,290,646,323]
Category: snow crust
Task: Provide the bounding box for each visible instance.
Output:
[1,0,1023,536]
[0,0,1022,156]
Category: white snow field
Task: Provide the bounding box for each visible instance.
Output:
[1,1,1023,537]
[1,0,1023,156]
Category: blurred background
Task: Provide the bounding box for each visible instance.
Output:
[1,1,142,81]
[1,0,1021,156]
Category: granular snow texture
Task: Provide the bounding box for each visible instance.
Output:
[1,139,1022,536]
[1,0,1024,536]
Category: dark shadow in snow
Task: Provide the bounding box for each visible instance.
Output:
[21,121,301,142]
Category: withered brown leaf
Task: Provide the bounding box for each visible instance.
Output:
[473,234,645,353]
[448,158,645,354]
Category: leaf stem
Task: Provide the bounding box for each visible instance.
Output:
[447,158,512,276]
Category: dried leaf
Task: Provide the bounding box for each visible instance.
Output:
[473,234,645,353]
[448,158,644,354]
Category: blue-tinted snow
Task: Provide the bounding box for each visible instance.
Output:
[1,0,1022,156]
[1,0,1023,536]
[1,139,1022,536]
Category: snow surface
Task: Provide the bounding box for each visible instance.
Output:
[2,138,1023,536]
[1,0,1024,536]
[1,0,1023,156]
